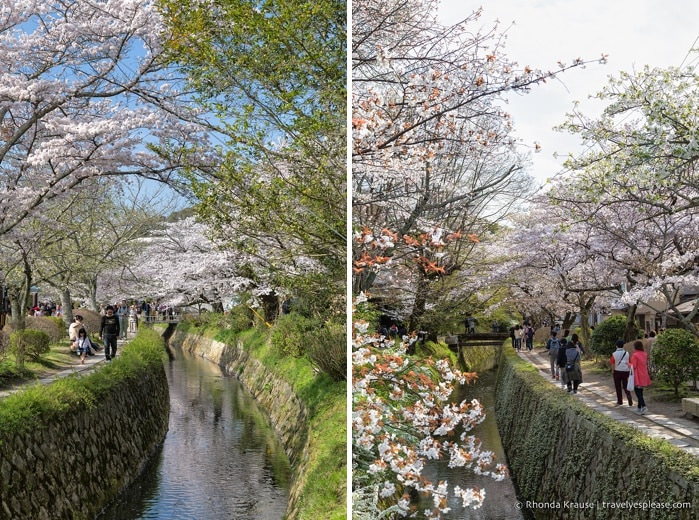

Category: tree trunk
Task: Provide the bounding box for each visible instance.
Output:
[408,274,430,332]
[8,281,29,331]
[86,277,100,312]
[577,294,595,354]
[561,311,576,332]
[260,292,279,323]
[624,304,638,343]
[60,287,73,328]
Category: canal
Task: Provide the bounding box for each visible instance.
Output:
[419,368,526,519]
[97,346,291,519]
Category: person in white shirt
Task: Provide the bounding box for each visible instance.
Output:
[610,339,633,407]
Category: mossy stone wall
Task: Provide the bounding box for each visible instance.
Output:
[169,329,310,520]
[495,347,699,519]
[0,366,169,520]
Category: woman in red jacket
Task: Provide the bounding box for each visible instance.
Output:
[629,341,652,415]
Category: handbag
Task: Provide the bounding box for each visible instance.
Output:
[626,369,635,392]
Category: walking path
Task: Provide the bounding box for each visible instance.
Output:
[517,348,699,459]
[0,337,127,399]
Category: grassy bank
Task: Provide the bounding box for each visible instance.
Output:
[0,328,167,435]
[178,321,347,520]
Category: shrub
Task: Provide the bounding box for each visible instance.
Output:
[307,320,346,381]
[590,316,640,358]
[652,328,699,396]
[9,329,51,366]
[270,313,320,358]
[25,316,64,344]
[226,304,254,333]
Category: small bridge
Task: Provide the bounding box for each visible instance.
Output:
[446,332,510,352]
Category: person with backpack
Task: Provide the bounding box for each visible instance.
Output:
[610,339,633,407]
[563,340,583,393]
[524,322,535,351]
[569,333,587,358]
[556,337,569,388]
[546,331,562,380]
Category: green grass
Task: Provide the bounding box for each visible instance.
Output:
[0,329,168,436]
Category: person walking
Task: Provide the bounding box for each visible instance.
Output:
[115,300,129,339]
[610,339,633,407]
[99,305,120,362]
[629,340,652,415]
[514,325,523,351]
[128,304,138,333]
[546,331,562,380]
[563,340,583,393]
[557,337,569,388]
[569,333,586,358]
[73,328,91,365]
[523,322,535,351]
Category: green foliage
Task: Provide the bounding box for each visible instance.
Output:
[226,304,255,333]
[158,0,346,311]
[9,329,50,366]
[0,360,32,388]
[652,328,699,396]
[25,316,64,344]
[307,319,346,382]
[353,299,382,326]
[415,340,458,367]
[589,315,640,358]
[269,313,320,358]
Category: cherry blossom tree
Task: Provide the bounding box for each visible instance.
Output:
[0,0,206,236]
[352,296,507,519]
[556,61,699,213]
[352,0,603,330]
[548,59,699,337]
[115,216,257,311]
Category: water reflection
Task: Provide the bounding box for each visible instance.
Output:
[420,369,525,520]
[98,347,291,520]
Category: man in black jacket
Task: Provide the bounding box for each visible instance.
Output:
[99,305,120,362]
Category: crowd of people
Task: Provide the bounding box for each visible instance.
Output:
[537,325,653,416]
[506,320,655,416]
[65,299,178,364]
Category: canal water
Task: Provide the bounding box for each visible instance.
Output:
[419,369,526,519]
[97,346,291,520]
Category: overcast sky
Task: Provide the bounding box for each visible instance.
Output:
[437,0,699,189]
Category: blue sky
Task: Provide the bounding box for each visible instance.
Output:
[438,0,699,189]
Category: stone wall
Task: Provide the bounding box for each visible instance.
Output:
[0,365,170,520]
[168,329,310,520]
[495,347,699,519]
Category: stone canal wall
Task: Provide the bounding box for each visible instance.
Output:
[495,347,699,520]
[168,330,310,520]
[0,354,169,519]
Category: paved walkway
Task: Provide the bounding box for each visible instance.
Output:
[0,337,128,399]
[517,348,699,459]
